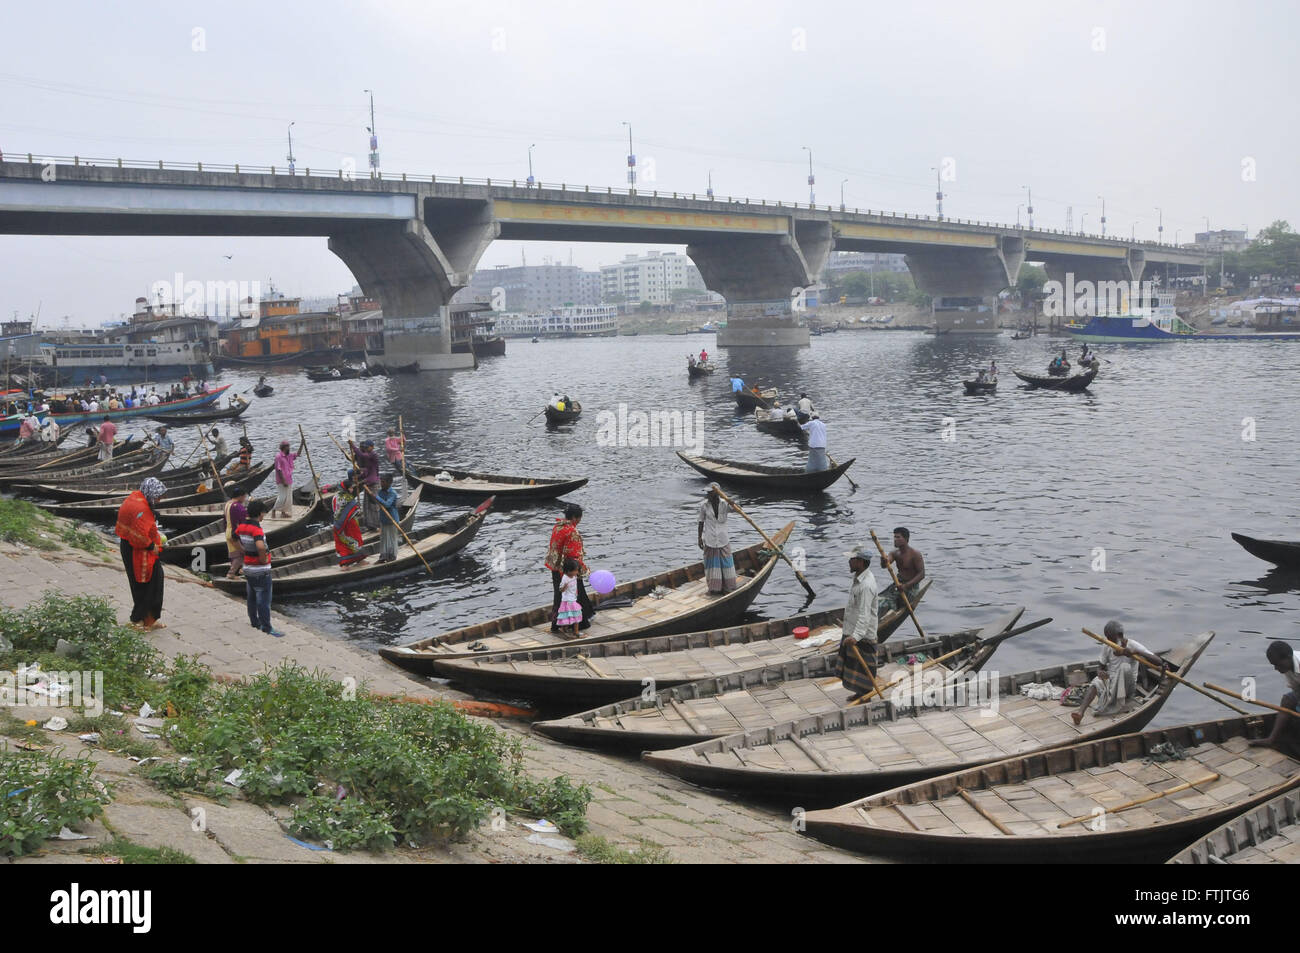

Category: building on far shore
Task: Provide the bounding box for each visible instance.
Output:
[453,263,601,312]
[601,250,706,305]
[1192,230,1250,254]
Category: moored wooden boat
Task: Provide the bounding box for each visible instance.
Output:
[733,387,779,411]
[209,497,493,596]
[429,582,932,708]
[1013,368,1098,392]
[8,453,235,501]
[962,379,997,395]
[1231,533,1300,571]
[543,401,582,424]
[0,448,167,489]
[1168,787,1300,864]
[160,495,324,564]
[642,631,1214,802]
[41,463,275,524]
[379,524,795,672]
[535,606,1018,750]
[676,451,855,493]
[209,485,422,574]
[0,386,230,438]
[147,400,249,426]
[0,437,139,472]
[305,365,370,382]
[805,713,1299,862]
[410,464,587,501]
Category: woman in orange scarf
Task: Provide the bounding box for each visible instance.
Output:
[545,503,593,632]
[115,477,167,630]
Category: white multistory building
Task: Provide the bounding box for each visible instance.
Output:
[600,250,707,305]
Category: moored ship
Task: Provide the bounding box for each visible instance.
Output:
[1066,293,1300,343]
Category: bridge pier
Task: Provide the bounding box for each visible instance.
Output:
[1042,249,1148,328]
[903,236,1024,332]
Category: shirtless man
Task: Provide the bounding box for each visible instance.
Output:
[878,527,924,612]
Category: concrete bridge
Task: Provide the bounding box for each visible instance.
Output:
[0,154,1208,349]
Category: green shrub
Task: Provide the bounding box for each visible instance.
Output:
[0,746,111,857]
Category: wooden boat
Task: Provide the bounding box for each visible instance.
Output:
[160,495,324,564]
[0,437,139,472]
[734,387,779,411]
[537,606,1017,751]
[0,448,166,489]
[543,401,581,424]
[1013,368,1098,392]
[805,713,1299,863]
[753,409,806,440]
[0,386,230,439]
[962,379,997,395]
[305,365,370,382]
[209,498,493,596]
[1169,787,1300,864]
[687,362,716,379]
[1078,357,1100,372]
[148,401,249,426]
[1010,332,1032,340]
[643,631,1214,802]
[676,452,855,493]
[253,384,274,398]
[209,485,422,574]
[1047,362,1071,376]
[410,464,587,501]
[9,454,235,501]
[42,464,275,524]
[429,582,933,708]
[1231,533,1300,571]
[379,524,795,672]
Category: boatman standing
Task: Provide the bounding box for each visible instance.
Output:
[799,412,828,472]
[796,392,815,422]
[839,545,880,701]
[729,376,744,394]
[1249,641,1300,753]
[879,528,925,613]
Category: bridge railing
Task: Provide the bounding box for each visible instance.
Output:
[0,151,1193,251]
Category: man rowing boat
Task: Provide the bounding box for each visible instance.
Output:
[1248,641,1300,753]
[1071,620,1167,725]
[878,527,924,613]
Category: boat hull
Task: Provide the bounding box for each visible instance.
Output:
[1,387,230,439]
[1066,316,1300,343]
[1231,533,1300,570]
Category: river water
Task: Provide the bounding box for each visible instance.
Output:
[182,330,1300,727]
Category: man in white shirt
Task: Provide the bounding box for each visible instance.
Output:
[1250,641,1300,752]
[796,392,814,421]
[799,413,828,472]
[1072,620,1166,725]
[839,545,880,700]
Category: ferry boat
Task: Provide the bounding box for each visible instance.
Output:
[0,385,229,439]
[494,305,619,339]
[1066,293,1300,343]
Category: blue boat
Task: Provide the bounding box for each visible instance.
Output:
[1065,293,1300,343]
[0,385,231,439]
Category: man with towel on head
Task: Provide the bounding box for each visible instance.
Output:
[839,545,880,701]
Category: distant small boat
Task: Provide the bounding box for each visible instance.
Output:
[676,451,855,493]
[733,387,779,411]
[253,384,274,398]
[543,401,581,425]
[963,379,997,395]
[687,361,716,379]
[1014,368,1098,392]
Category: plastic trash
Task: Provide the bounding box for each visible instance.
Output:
[522,819,559,833]
[43,716,68,731]
[526,834,575,852]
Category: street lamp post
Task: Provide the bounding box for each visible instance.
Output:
[1080,212,1089,235]
[622,122,635,192]
[1098,195,1106,237]
[363,89,379,176]
[802,146,815,205]
[1155,207,1163,243]
[1023,185,1033,230]
[1131,221,1139,241]
[930,166,944,220]
[286,121,295,175]
[1016,204,1024,228]
[840,178,847,212]
[706,170,713,201]
[527,144,535,188]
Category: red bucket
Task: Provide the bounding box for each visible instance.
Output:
[792,626,811,640]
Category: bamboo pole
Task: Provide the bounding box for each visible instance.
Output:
[1202,682,1300,719]
[827,453,859,490]
[710,485,814,597]
[847,639,886,700]
[1056,774,1220,829]
[1080,628,1248,716]
[297,425,323,496]
[958,788,1014,835]
[327,432,436,577]
[870,530,924,640]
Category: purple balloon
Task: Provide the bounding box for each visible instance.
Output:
[589,570,616,594]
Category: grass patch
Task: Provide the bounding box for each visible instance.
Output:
[0,744,112,857]
[0,710,47,744]
[576,834,675,864]
[59,522,106,554]
[81,837,195,864]
[0,498,62,551]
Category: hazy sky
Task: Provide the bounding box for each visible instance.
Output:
[1,0,1295,325]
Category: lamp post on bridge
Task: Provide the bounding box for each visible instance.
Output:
[1131,221,1140,241]
[930,166,944,221]
[527,144,535,188]
[286,122,295,175]
[364,89,379,176]
[1155,207,1163,244]
[622,121,635,193]
[840,178,847,212]
[1016,204,1024,228]
[802,146,814,205]
[1097,194,1106,237]
[706,170,713,201]
[1080,212,1088,235]
[1023,185,1033,230]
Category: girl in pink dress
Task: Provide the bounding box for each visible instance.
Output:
[555,557,583,638]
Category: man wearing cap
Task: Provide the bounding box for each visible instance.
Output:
[799,412,828,472]
[273,438,303,518]
[115,477,168,630]
[349,438,381,529]
[1071,620,1166,725]
[839,545,881,700]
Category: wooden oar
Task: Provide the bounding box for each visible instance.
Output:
[297,425,323,497]
[1056,774,1220,829]
[1080,628,1248,716]
[870,530,924,640]
[175,424,209,469]
[847,640,886,701]
[1201,681,1300,720]
[327,432,436,578]
[711,485,814,598]
[827,453,859,491]
[196,426,227,501]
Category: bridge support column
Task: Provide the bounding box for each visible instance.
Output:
[1042,249,1148,329]
[904,237,1024,332]
[688,230,826,347]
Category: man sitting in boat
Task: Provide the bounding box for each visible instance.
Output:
[879,528,924,612]
[687,353,697,368]
[839,545,881,701]
[783,405,798,420]
[1248,641,1300,753]
[1071,620,1167,725]
[548,392,562,410]
[975,368,989,383]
